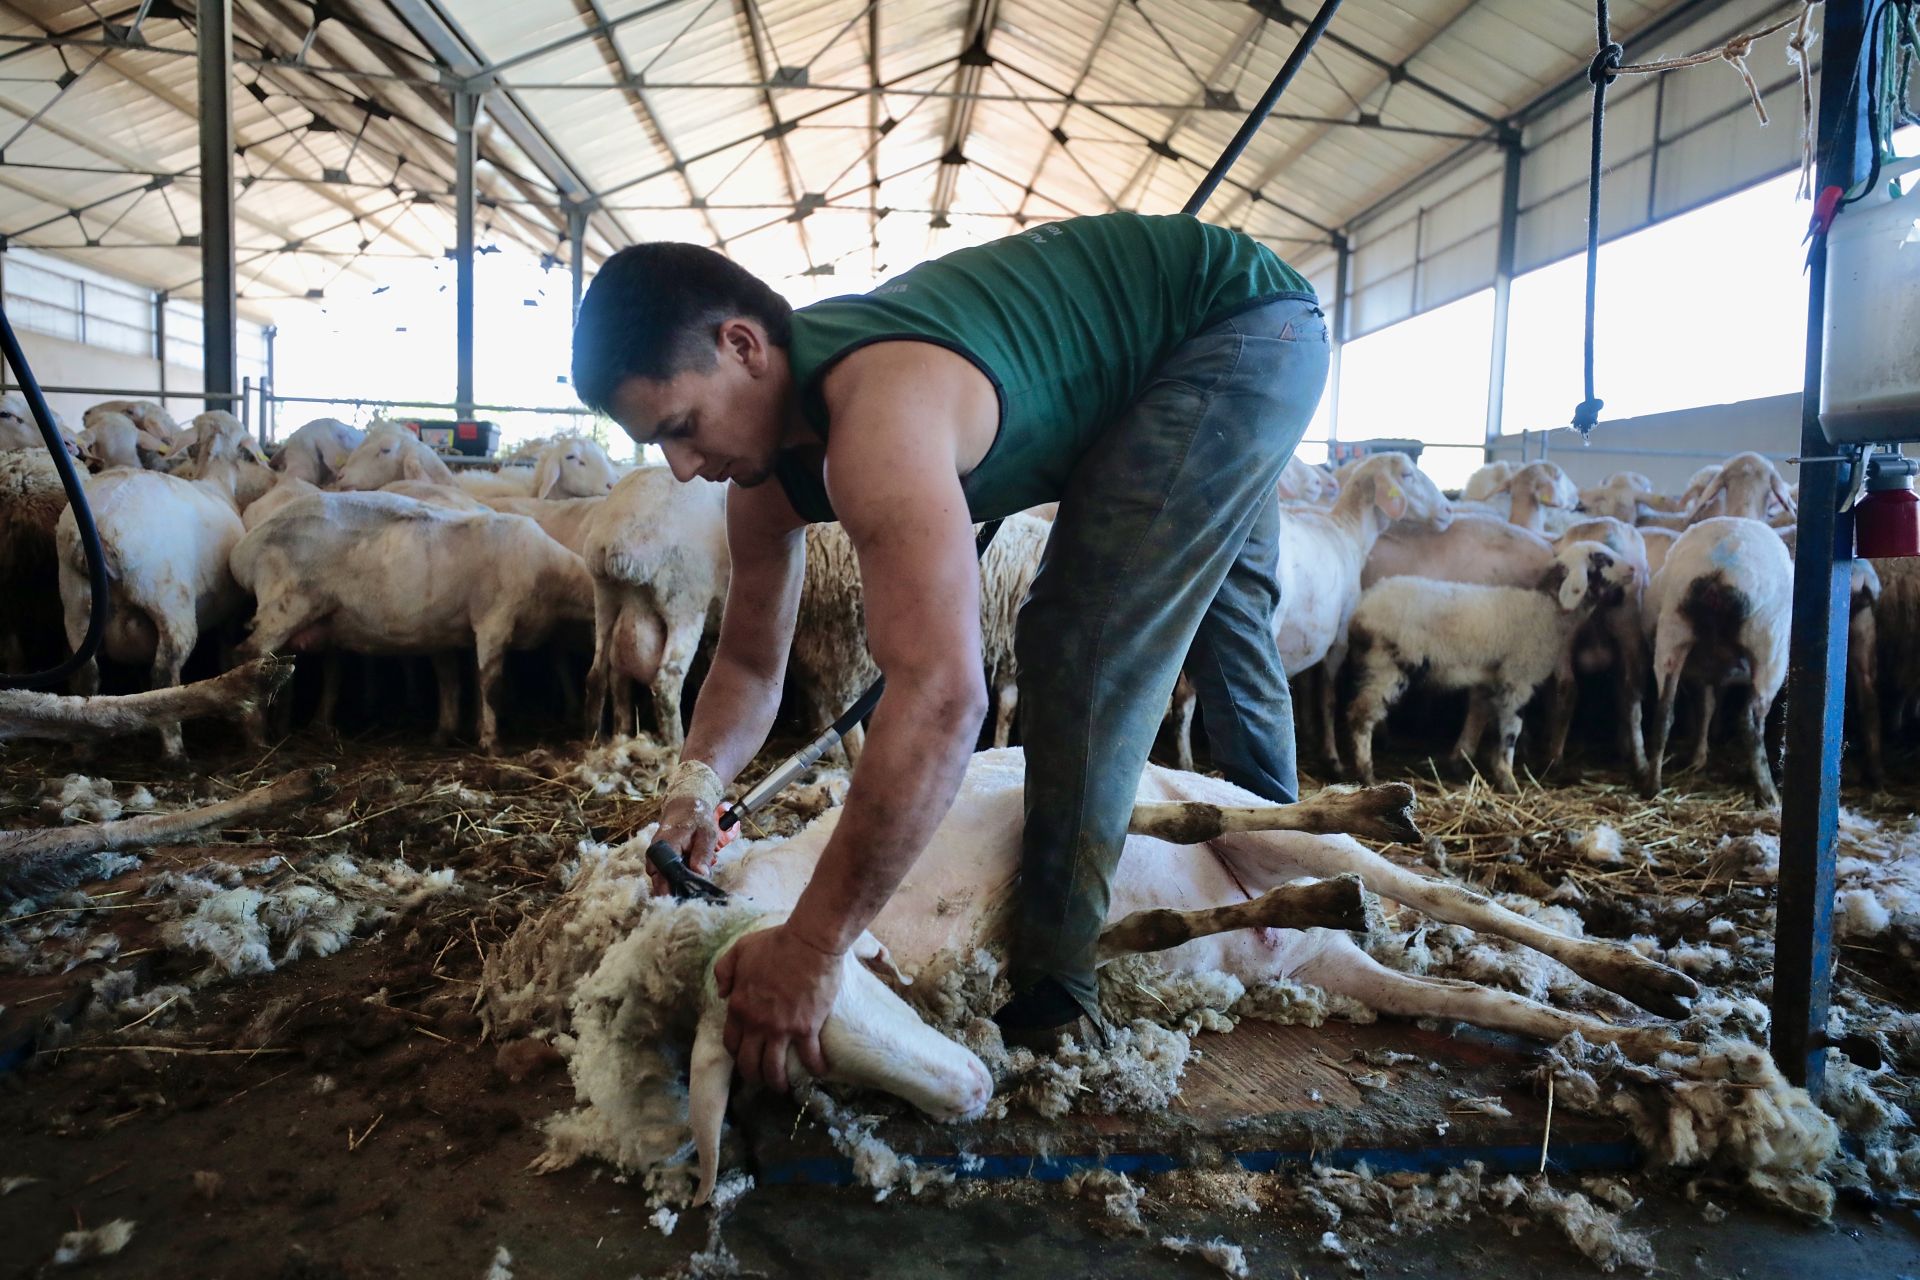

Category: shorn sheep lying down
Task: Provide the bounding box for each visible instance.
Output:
[488,749,1701,1205]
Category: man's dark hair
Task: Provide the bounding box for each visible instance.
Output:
[571,242,794,414]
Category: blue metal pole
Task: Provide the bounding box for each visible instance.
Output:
[1770,0,1874,1096]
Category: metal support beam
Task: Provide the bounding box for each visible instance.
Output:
[264,324,277,442]
[1770,0,1873,1099]
[568,203,587,324]
[454,89,477,421]
[1483,134,1522,452]
[1327,232,1348,447]
[153,290,166,407]
[197,0,237,413]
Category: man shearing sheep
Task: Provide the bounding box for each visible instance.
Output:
[571,211,1327,1087]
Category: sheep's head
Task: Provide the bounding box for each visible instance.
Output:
[1354,452,1449,531]
[331,423,432,490]
[1544,540,1636,612]
[1606,470,1654,493]
[1576,483,1640,523]
[187,411,261,470]
[535,434,618,498]
[1514,461,1579,511]
[1689,452,1793,525]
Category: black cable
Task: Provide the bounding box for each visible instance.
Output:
[1181,0,1347,217]
[1571,0,1624,438]
[0,303,109,690]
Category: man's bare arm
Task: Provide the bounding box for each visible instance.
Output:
[779,368,990,959]
[678,482,807,786]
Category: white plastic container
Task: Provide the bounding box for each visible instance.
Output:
[1821,155,1920,445]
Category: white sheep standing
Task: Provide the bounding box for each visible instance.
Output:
[231,491,596,752]
[1169,453,1452,773]
[580,468,730,746]
[270,418,365,486]
[1642,516,1793,805]
[53,416,255,756]
[1551,516,1653,785]
[1344,540,1637,793]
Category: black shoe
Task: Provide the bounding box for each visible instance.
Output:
[992,977,1109,1053]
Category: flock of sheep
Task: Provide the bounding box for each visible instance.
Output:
[0,393,1914,809]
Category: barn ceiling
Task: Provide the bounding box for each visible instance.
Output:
[0,0,1810,321]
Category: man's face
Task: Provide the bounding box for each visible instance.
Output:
[608,319,785,488]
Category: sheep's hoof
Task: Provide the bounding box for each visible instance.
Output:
[1587,946,1700,1019]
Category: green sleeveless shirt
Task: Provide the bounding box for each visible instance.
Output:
[774,212,1313,523]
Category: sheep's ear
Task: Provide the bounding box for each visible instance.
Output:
[135,428,173,456]
[852,931,910,986]
[532,455,561,499]
[1373,475,1409,521]
[688,1001,733,1208]
[1688,469,1728,519]
[1770,471,1797,517]
[1486,471,1515,496]
[1557,562,1592,611]
[400,448,428,482]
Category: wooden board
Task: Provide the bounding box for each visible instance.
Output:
[741,1017,1637,1186]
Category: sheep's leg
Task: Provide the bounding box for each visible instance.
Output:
[1128,781,1419,846]
[1213,830,1699,1017]
[1847,613,1882,786]
[1096,874,1368,962]
[841,722,866,765]
[0,657,291,745]
[1316,653,1346,775]
[1343,654,1405,787]
[584,581,620,740]
[1644,641,1691,799]
[1171,675,1197,771]
[1614,622,1650,785]
[992,679,1018,750]
[1744,688,1780,808]
[1448,691,1488,775]
[148,609,197,761]
[473,631,511,755]
[1293,932,1687,1059]
[430,651,462,746]
[1686,684,1718,772]
[60,576,100,699]
[1487,687,1526,793]
[648,619,701,751]
[1539,660,1578,778]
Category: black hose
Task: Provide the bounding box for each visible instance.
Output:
[1182,0,1347,217]
[0,303,110,690]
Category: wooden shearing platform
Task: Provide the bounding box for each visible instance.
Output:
[741,1019,1639,1187]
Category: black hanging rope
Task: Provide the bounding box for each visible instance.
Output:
[1572,1,1624,437]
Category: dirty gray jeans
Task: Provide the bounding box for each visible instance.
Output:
[1010,294,1330,1016]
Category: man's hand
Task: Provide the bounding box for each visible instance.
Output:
[651,760,725,898]
[713,924,841,1092]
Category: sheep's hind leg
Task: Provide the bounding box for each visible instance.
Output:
[1294,932,1688,1059]
[1096,874,1368,963]
[148,608,197,761]
[1211,829,1699,1017]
